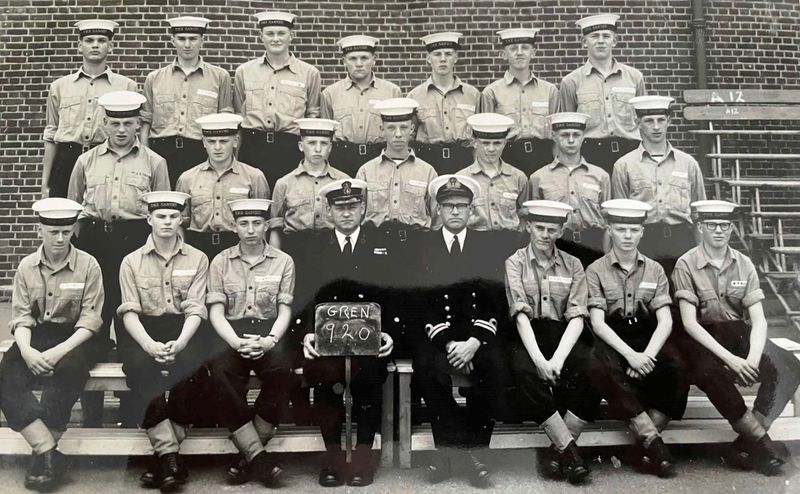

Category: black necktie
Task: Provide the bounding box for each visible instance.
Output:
[343,236,352,255]
[451,235,461,255]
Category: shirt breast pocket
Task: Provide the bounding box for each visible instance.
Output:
[522,279,539,315]
[725,282,747,305]
[58,95,83,128]
[125,174,152,215]
[223,283,245,316]
[400,183,427,216]
[667,175,690,212]
[611,88,637,132]
[153,93,177,129]
[243,79,265,113]
[630,176,654,201]
[190,191,212,222]
[255,279,280,318]
[333,105,354,138]
[579,181,602,204]
[137,277,164,315]
[86,175,109,211]
[192,93,217,113]
[549,280,571,313]
[604,285,624,311]
[698,288,718,309]
[576,91,602,128]
[54,286,83,321]
[366,182,390,213]
[276,83,306,118]
[539,182,567,202]
[454,104,476,139]
[171,273,195,305]
[495,193,520,225]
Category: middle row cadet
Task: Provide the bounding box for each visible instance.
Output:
[117,191,209,492]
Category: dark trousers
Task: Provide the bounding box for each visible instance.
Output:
[590,315,689,420]
[501,138,554,177]
[412,141,474,175]
[149,136,207,190]
[329,141,384,178]
[239,129,302,189]
[74,218,150,361]
[305,356,388,449]
[0,323,91,432]
[682,320,800,425]
[184,230,239,262]
[557,226,606,268]
[413,338,509,449]
[120,315,204,429]
[49,142,96,198]
[581,137,640,175]
[640,222,696,278]
[207,319,296,431]
[507,320,600,424]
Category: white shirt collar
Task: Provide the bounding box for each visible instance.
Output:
[335,227,361,252]
[441,228,467,253]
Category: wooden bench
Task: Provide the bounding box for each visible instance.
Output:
[394,339,800,469]
[0,340,395,464]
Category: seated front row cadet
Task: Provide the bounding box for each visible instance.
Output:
[117,191,209,492]
[586,199,689,478]
[302,179,395,487]
[504,200,599,485]
[0,198,103,491]
[417,175,508,486]
[673,200,800,476]
[206,199,295,487]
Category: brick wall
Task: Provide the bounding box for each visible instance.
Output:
[1,0,798,286]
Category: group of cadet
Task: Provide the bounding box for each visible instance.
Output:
[2,8,800,493]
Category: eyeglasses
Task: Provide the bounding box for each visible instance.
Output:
[702,221,732,232]
[439,203,470,212]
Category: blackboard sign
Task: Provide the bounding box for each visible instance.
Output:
[314,302,381,356]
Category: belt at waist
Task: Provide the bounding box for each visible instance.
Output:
[242,128,300,145]
[56,141,99,152]
[149,136,202,148]
[79,217,147,234]
[228,318,277,337]
[414,141,472,150]
[644,222,692,238]
[333,141,384,153]
[185,229,238,243]
[561,226,605,243]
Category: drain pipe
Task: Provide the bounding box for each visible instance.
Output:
[691,0,710,174]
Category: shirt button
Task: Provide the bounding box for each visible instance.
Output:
[182,95,187,99]
[249,286,254,290]
[542,296,548,301]
[358,294,364,299]
[490,202,495,206]
[112,195,117,199]
[393,200,398,204]
[394,317,400,323]
[167,299,172,303]
[247,305,253,310]
[165,281,170,286]
[444,306,450,311]
[268,102,273,106]
[115,177,119,181]
[627,293,632,297]
[570,191,575,195]
[48,292,53,296]
[46,312,50,316]
[444,294,449,300]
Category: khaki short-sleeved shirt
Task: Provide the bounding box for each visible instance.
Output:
[321,76,401,143]
[456,161,528,231]
[207,243,295,321]
[481,72,558,140]
[118,235,209,319]
[408,76,481,143]
[270,162,350,233]
[586,250,672,318]
[672,245,764,323]
[505,245,589,321]
[9,246,104,334]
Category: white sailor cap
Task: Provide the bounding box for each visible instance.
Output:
[420,32,462,52]
[32,198,83,226]
[75,19,119,39]
[691,200,739,221]
[254,11,296,29]
[141,191,190,212]
[629,95,674,117]
[196,113,243,136]
[429,175,481,202]
[296,118,338,138]
[521,200,573,224]
[229,199,273,219]
[497,28,540,46]
[550,112,590,131]
[467,113,514,139]
[319,179,368,205]
[601,199,652,224]
[338,35,379,54]
[98,91,147,118]
[374,98,419,122]
[575,14,620,35]
[167,16,211,35]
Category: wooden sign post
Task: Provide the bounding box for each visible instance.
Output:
[314,302,381,462]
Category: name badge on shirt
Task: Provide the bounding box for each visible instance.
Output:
[373,247,388,255]
[639,282,658,290]
[59,283,85,290]
[502,192,518,200]
[582,183,601,193]
[547,276,572,284]
[611,87,636,94]
[731,280,747,287]
[280,79,306,89]
[671,171,689,179]
[196,89,218,99]
[172,270,196,277]
[229,187,249,194]
[255,275,282,283]
[531,101,549,108]
[368,99,381,106]
[408,179,427,188]
[456,104,476,112]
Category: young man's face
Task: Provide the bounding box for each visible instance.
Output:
[327,200,365,235]
[699,220,733,249]
[638,114,670,147]
[472,137,506,164]
[79,35,111,63]
[381,120,414,152]
[526,220,563,250]
[104,116,140,148]
[261,26,292,56]
[203,135,238,165]
[553,129,585,157]
[298,136,332,167]
[235,216,268,245]
[39,224,75,255]
[172,33,203,61]
[343,51,375,83]
[427,48,458,76]
[502,42,534,71]
[607,223,644,253]
[583,30,616,60]
[438,195,472,233]
[148,209,183,239]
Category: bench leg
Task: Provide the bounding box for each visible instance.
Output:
[398,373,412,469]
[80,391,105,427]
[380,371,394,466]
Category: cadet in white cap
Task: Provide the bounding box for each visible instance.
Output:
[559,14,645,175]
[672,200,800,475]
[408,32,481,175]
[67,90,170,368]
[206,198,294,486]
[117,191,209,491]
[322,35,402,176]
[504,200,598,485]
[141,16,233,188]
[611,95,705,276]
[530,112,611,267]
[175,113,270,260]
[0,198,103,490]
[414,174,508,485]
[42,19,137,198]
[355,98,438,357]
[482,28,558,175]
[301,179,395,487]
[234,11,321,189]
[586,199,688,478]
